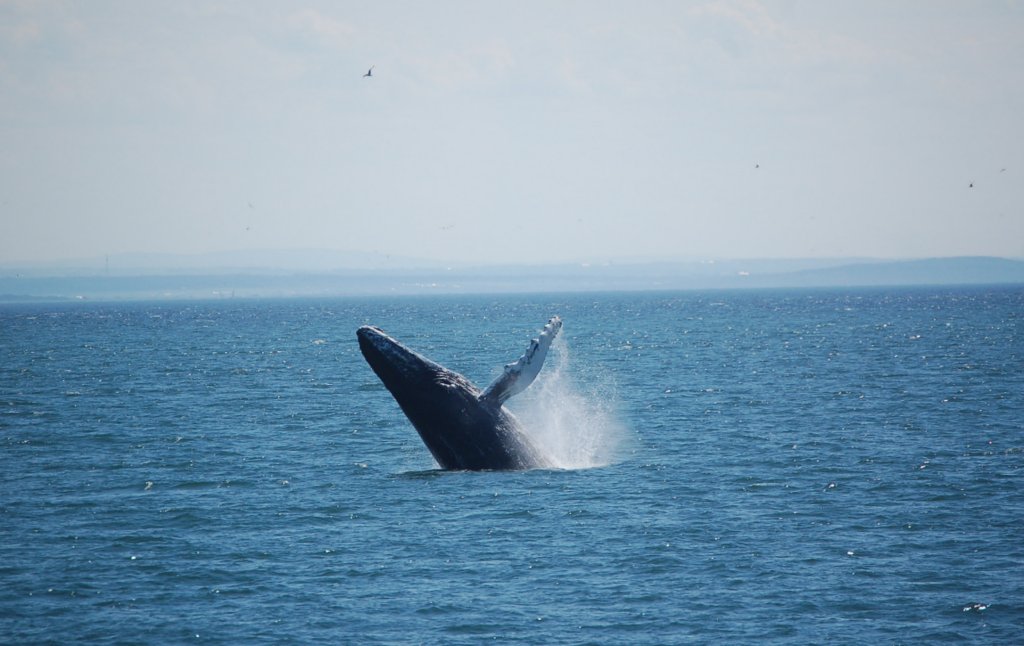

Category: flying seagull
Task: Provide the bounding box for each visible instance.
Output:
[363,65,374,78]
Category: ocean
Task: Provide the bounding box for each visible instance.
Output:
[2,286,1022,643]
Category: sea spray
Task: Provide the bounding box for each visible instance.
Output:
[512,334,629,469]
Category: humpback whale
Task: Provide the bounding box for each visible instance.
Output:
[357,316,562,470]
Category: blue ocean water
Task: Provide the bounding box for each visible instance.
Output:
[2,287,1022,643]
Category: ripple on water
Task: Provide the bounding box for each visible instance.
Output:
[1,289,1022,644]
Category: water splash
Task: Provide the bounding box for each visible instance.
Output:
[512,335,629,470]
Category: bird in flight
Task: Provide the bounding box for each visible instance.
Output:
[363,65,374,78]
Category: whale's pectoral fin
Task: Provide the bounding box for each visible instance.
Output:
[481,316,562,405]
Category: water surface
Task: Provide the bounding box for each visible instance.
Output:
[2,287,1022,643]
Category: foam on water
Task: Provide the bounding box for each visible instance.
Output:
[512,334,629,470]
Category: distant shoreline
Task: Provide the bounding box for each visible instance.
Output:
[1,257,1022,303]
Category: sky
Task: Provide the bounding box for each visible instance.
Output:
[1,1,1022,268]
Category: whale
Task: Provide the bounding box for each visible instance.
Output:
[357,316,562,470]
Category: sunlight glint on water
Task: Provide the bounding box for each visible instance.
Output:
[2,288,1022,644]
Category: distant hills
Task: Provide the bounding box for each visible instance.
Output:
[755,256,1024,288]
[1,255,1022,302]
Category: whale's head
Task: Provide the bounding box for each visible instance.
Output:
[357,326,493,463]
[357,326,444,394]
[357,326,477,396]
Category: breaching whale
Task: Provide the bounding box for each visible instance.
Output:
[357,316,562,470]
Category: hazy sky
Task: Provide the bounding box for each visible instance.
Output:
[2,1,1022,266]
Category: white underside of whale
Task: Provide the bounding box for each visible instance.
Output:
[481,316,562,405]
